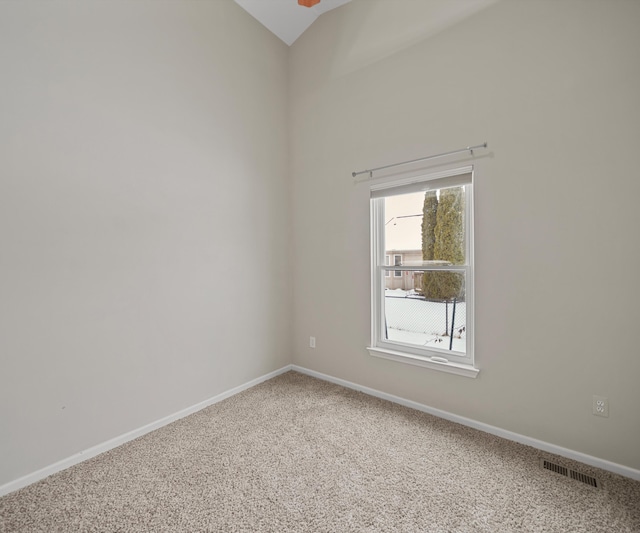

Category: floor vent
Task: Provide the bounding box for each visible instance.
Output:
[541,459,568,477]
[569,469,599,488]
[540,459,599,488]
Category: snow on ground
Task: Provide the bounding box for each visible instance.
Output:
[384,289,466,353]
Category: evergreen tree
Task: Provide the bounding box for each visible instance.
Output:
[434,186,464,265]
[421,191,437,260]
[422,186,465,301]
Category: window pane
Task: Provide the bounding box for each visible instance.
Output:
[393,255,402,277]
[384,186,466,269]
[384,271,466,354]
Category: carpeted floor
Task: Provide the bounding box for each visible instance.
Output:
[1,371,639,532]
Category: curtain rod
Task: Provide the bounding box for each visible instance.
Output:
[351,142,488,178]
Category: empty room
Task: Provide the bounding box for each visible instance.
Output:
[1,0,639,531]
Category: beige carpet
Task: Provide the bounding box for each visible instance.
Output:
[1,371,639,532]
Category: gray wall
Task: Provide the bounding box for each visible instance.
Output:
[0,0,291,486]
[2,0,639,489]
[289,0,640,471]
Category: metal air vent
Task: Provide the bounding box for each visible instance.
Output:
[540,459,599,488]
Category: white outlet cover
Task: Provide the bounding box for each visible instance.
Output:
[592,395,609,417]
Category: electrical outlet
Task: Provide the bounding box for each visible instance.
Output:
[592,395,609,417]
[309,336,316,348]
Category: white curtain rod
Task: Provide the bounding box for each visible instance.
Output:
[351,142,488,178]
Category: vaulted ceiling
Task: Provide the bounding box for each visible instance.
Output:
[234,0,352,46]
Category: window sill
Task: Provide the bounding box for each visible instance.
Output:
[367,346,479,378]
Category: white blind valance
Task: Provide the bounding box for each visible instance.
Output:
[370,170,472,199]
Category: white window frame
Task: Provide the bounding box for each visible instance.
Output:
[368,166,479,378]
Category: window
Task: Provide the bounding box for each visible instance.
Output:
[394,254,402,277]
[368,167,478,378]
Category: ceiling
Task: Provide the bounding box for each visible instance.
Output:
[234,0,352,46]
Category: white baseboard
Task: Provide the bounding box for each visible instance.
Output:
[291,365,640,482]
[0,365,293,498]
[3,362,637,498]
